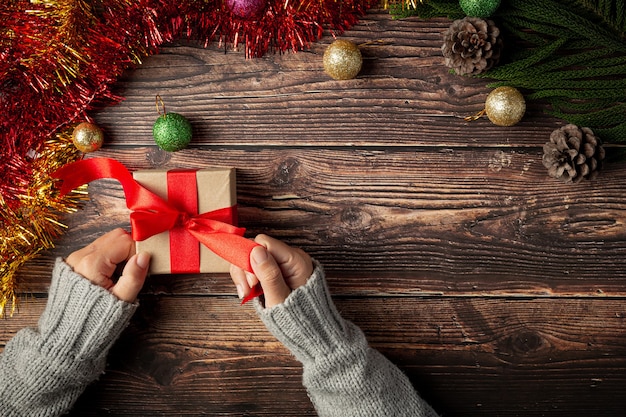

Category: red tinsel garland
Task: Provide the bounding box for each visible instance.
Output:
[0,0,374,202]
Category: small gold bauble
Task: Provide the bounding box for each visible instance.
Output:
[485,86,526,126]
[323,39,362,80]
[72,122,104,153]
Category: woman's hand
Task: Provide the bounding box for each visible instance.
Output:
[230,234,313,308]
[65,228,150,303]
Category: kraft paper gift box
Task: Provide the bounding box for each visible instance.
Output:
[132,168,237,275]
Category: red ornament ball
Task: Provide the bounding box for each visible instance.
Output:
[226,0,267,19]
[72,122,104,153]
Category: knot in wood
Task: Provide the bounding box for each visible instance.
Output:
[511,330,543,354]
[323,207,374,244]
[340,207,371,227]
[272,157,300,187]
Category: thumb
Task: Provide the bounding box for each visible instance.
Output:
[112,252,150,303]
[250,246,290,308]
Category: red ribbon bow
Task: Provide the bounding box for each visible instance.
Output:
[53,157,262,303]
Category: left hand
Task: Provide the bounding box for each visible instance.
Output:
[65,228,150,303]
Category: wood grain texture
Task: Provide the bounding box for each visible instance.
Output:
[3,10,626,417]
[60,296,626,416]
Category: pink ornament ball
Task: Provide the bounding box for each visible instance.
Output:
[226,0,267,19]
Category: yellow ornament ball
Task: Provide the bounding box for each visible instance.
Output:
[72,122,104,153]
[323,39,362,80]
[485,86,526,126]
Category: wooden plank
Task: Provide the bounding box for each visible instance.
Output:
[92,12,561,148]
[3,296,624,416]
[18,147,626,296]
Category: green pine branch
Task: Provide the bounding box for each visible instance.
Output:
[388,1,463,19]
[392,0,626,143]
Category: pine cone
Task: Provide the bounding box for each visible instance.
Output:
[542,124,605,183]
[441,17,503,76]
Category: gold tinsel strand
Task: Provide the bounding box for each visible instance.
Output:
[25,0,101,91]
[0,131,86,317]
[379,0,424,10]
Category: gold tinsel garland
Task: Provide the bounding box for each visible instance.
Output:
[0,132,86,317]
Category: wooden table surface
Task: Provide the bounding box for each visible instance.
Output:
[3,10,626,416]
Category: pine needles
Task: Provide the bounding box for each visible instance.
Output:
[393,0,626,143]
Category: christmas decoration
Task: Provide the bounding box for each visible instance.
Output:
[153,113,193,152]
[0,132,85,317]
[441,17,502,76]
[459,0,500,18]
[394,0,626,143]
[542,124,605,183]
[226,0,267,19]
[1,0,374,315]
[484,86,526,126]
[72,122,104,153]
[132,168,239,275]
[323,39,363,80]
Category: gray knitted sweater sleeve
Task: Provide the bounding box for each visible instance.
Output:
[0,258,138,417]
[256,262,439,417]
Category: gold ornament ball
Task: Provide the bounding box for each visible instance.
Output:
[485,86,526,126]
[323,39,362,80]
[72,122,104,153]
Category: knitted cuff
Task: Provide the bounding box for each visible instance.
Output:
[255,261,363,365]
[0,259,138,416]
[32,258,138,382]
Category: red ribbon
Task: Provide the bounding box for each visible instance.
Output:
[166,169,202,274]
[53,157,263,303]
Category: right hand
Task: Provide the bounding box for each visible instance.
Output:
[230,234,313,308]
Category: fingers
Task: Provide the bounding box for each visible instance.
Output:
[112,252,150,303]
[230,263,249,300]
[250,245,291,308]
[254,234,313,290]
[66,228,147,302]
[229,234,314,307]
[66,228,135,285]
[67,228,135,267]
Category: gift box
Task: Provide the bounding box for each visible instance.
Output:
[132,168,237,275]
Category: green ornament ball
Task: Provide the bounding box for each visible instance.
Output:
[459,0,500,17]
[152,112,192,152]
[323,39,362,80]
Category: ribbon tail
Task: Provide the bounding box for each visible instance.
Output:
[52,158,106,195]
[242,284,263,304]
[52,157,174,213]
[187,229,264,304]
[188,230,259,272]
